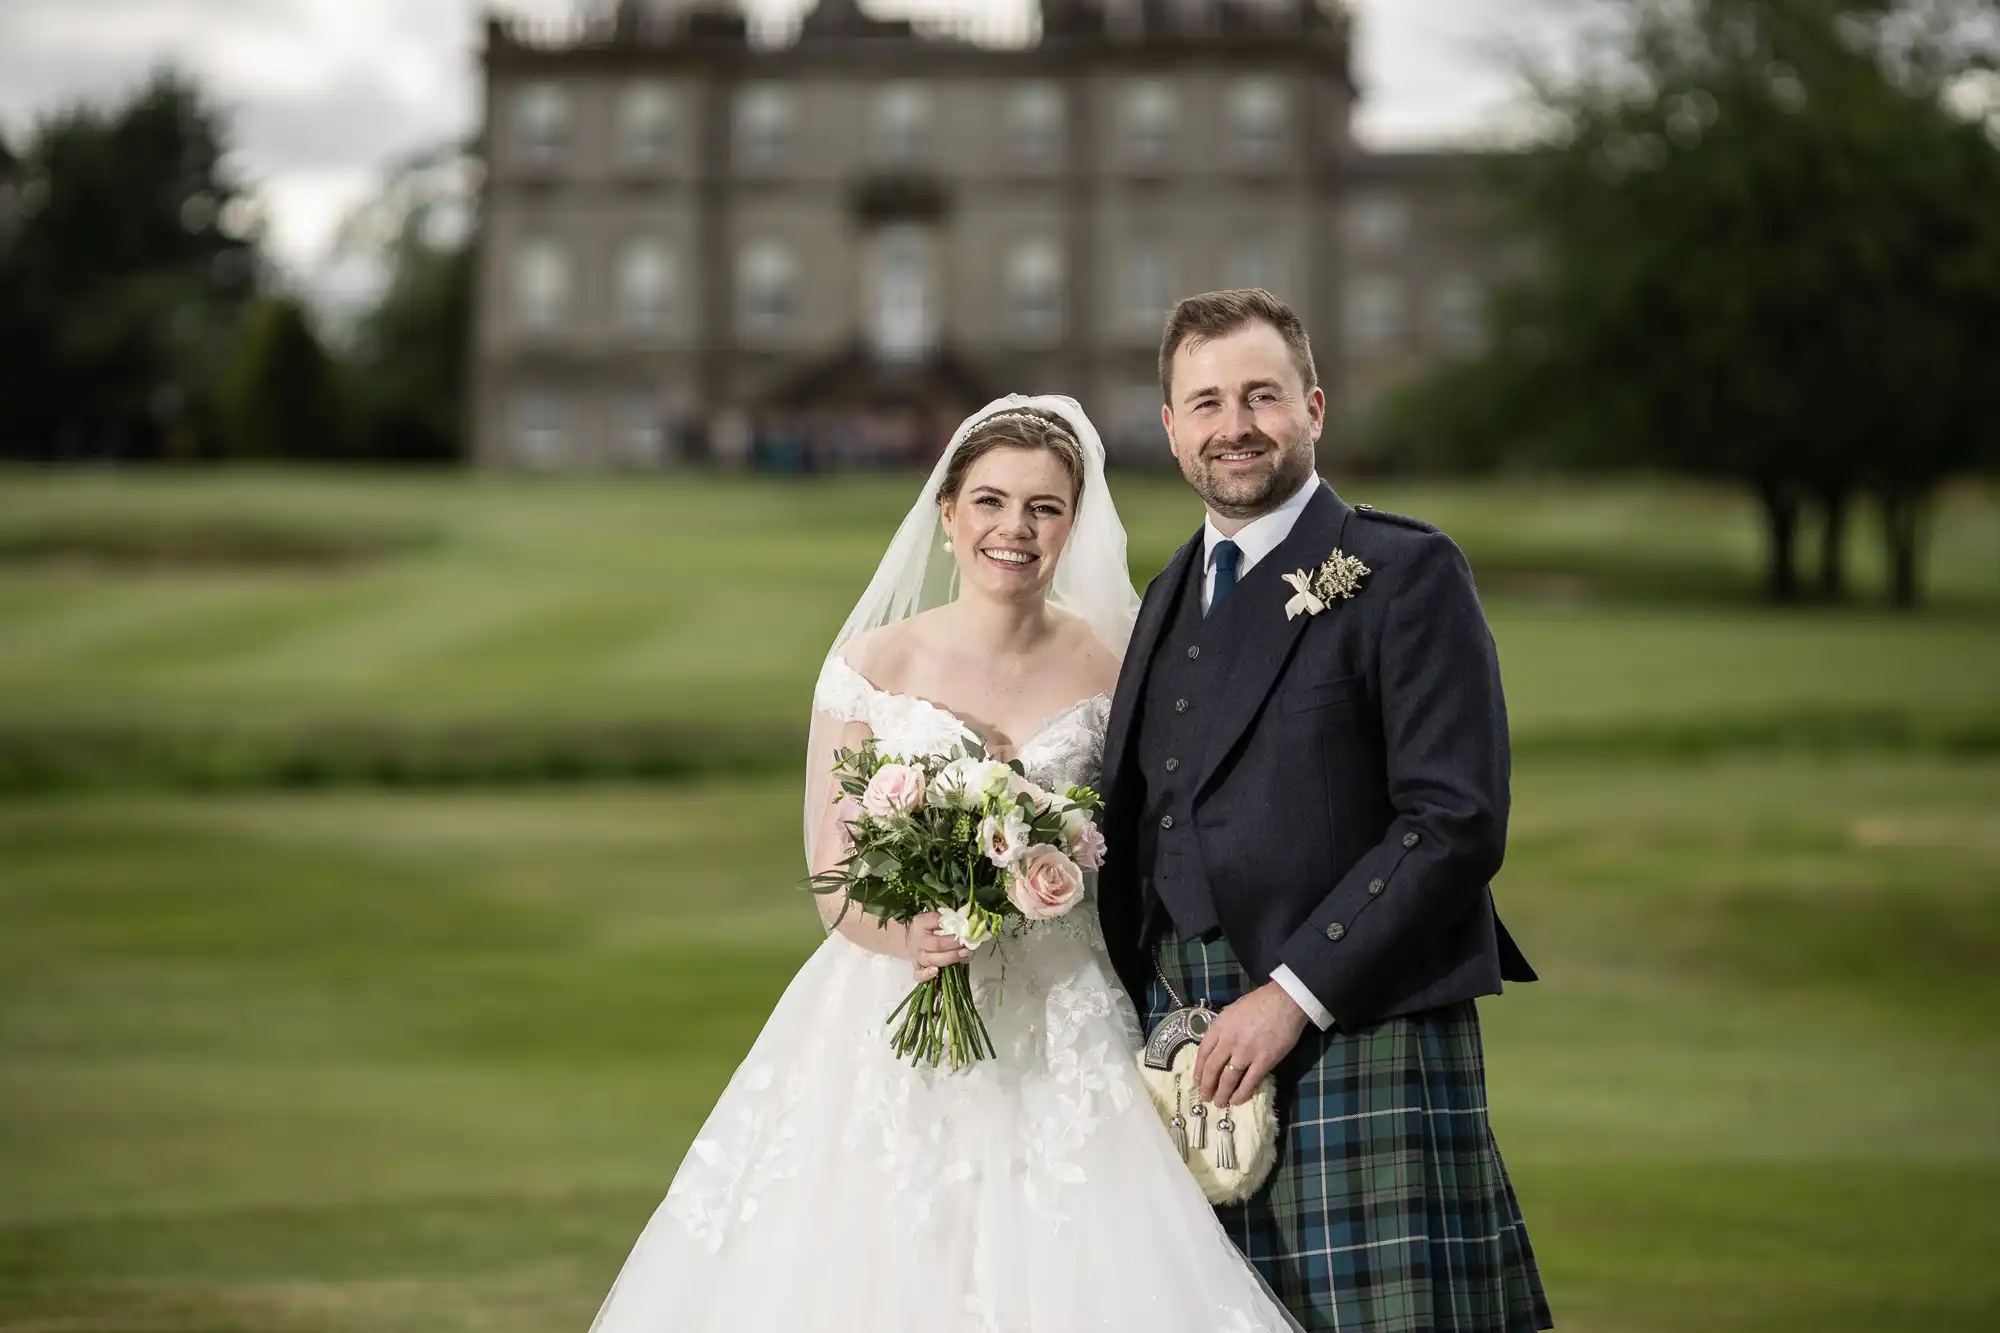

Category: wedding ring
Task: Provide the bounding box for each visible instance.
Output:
[1225,1062,1243,1073]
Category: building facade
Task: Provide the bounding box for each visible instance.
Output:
[472,0,1514,468]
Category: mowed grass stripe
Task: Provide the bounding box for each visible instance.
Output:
[3,760,1997,1331]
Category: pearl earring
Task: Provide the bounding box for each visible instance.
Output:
[943,539,954,551]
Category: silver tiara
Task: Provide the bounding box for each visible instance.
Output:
[971,409,1077,442]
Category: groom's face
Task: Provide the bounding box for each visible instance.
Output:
[1162,321,1323,523]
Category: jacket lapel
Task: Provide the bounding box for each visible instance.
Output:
[1102,530,1201,800]
[1190,481,1352,799]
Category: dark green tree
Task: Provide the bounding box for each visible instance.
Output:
[336,143,477,463]
[0,69,260,460]
[217,295,344,460]
[1399,0,2000,605]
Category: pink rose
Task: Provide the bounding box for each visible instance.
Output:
[1008,844,1085,921]
[1065,815,1107,871]
[861,764,925,817]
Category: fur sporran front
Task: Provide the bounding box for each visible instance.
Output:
[1135,961,1279,1206]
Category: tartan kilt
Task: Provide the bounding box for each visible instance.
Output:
[1147,932,1554,1333]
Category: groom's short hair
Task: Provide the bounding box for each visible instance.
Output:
[1158,288,1318,402]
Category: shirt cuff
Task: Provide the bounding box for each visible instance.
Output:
[1270,964,1335,1031]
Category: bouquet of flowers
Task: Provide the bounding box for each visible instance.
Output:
[807,738,1108,1071]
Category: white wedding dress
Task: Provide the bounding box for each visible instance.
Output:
[588,656,1299,1333]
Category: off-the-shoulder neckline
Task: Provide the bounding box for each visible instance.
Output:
[822,655,1109,761]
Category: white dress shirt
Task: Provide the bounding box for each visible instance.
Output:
[1200,471,1337,1031]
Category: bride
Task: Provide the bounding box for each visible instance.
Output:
[588,396,1300,1333]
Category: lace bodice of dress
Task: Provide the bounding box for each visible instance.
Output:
[813,656,1110,794]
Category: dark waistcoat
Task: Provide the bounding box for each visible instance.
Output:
[1128,546,1243,938]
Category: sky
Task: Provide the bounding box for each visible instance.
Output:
[0,0,1590,285]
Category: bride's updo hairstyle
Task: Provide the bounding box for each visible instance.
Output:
[936,408,1086,508]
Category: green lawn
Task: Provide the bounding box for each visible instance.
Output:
[2,762,1995,1332]
[2,470,1997,1331]
[1,472,1994,751]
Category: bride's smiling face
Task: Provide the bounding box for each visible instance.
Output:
[940,446,1078,604]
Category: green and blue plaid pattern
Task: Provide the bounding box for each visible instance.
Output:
[1148,933,1554,1332]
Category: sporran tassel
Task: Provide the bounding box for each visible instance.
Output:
[1189,1099,1207,1151]
[1214,1108,1238,1171]
[1170,1074,1190,1161]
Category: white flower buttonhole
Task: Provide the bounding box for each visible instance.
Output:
[1282,549,1372,621]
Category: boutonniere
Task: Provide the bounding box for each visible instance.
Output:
[1281,550,1372,620]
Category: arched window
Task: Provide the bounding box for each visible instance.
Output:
[1123,80,1178,171]
[1230,79,1287,167]
[1007,237,1065,342]
[1008,84,1064,168]
[513,83,570,167]
[874,84,930,167]
[513,237,571,332]
[618,83,678,166]
[734,85,795,173]
[616,237,676,335]
[737,239,797,340]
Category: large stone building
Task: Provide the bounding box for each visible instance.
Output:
[472,0,1513,468]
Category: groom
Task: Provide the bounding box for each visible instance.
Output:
[1098,289,1554,1331]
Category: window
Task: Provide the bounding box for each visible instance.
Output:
[737,239,797,341]
[1343,191,1409,250]
[870,225,934,363]
[513,237,571,332]
[513,83,570,166]
[615,237,676,335]
[617,83,678,167]
[1223,236,1283,295]
[616,392,669,467]
[1431,272,1485,354]
[1112,382,1167,460]
[734,85,794,173]
[1121,241,1175,338]
[1122,80,1178,171]
[873,83,930,168]
[1343,274,1406,354]
[1007,237,1065,343]
[1008,83,1064,168]
[510,389,568,468]
[1230,79,1286,167]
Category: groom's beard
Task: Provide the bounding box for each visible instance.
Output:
[1184,424,1317,522]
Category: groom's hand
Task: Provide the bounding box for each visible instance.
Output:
[1195,982,1310,1107]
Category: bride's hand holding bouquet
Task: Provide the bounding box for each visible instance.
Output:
[806,738,1105,1071]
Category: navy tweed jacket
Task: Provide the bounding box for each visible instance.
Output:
[1098,480,1536,1029]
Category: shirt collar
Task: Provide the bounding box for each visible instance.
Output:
[1203,471,1322,574]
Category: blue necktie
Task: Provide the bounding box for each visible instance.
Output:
[1208,539,1241,617]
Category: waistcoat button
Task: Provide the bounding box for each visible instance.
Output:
[1368,878,1385,895]
[1160,815,1175,830]
[1164,758,1179,773]
[1187,646,1200,660]
[1402,831,1421,849]
[1174,698,1189,714]
[1324,921,1346,941]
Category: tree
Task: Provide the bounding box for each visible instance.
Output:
[1418,0,2000,605]
[216,295,344,460]
[334,143,478,463]
[0,69,260,460]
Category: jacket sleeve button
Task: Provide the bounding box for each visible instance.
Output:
[1324,922,1346,941]
[1402,831,1420,849]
